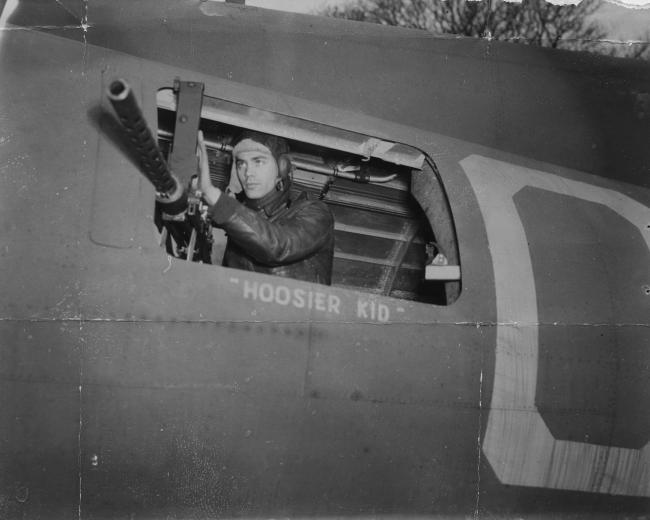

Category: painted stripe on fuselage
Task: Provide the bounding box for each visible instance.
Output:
[462,154,649,497]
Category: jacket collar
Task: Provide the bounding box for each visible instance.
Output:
[240,182,291,218]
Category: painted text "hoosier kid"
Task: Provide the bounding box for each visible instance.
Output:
[238,279,390,322]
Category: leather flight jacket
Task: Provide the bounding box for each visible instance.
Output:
[208,185,334,285]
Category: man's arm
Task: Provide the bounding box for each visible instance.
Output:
[208,196,333,266]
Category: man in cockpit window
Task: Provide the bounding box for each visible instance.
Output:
[197,130,334,285]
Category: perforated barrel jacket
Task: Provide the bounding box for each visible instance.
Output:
[208,187,334,285]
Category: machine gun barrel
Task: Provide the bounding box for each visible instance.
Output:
[107,79,184,208]
[107,78,210,262]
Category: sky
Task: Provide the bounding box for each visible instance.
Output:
[240,0,650,11]
[245,0,343,13]
[239,0,650,40]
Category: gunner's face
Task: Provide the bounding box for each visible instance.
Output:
[234,148,279,200]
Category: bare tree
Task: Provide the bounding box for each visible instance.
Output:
[321,0,648,58]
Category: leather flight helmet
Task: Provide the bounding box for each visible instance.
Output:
[231,130,292,181]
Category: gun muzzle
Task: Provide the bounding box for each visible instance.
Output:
[107,79,185,213]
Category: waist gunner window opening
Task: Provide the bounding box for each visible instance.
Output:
[156,87,461,306]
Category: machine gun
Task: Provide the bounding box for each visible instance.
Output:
[106,78,212,263]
